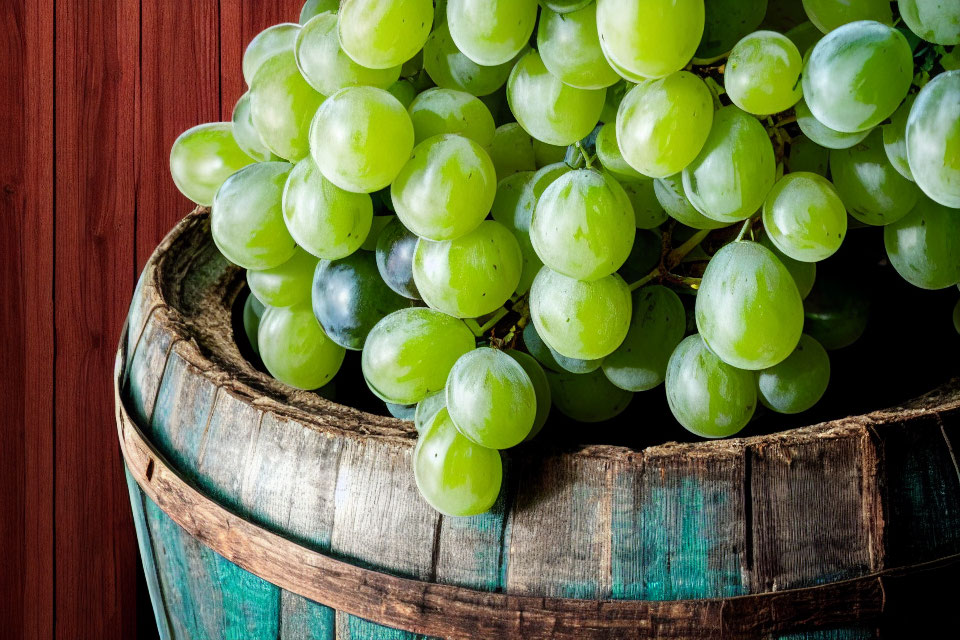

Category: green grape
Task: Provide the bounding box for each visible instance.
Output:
[447,0,538,66]
[415,390,446,433]
[387,79,418,108]
[762,172,847,262]
[530,161,573,200]
[530,267,632,360]
[953,299,960,335]
[599,79,633,124]
[413,407,502,517]
[338,0,433,70]
[231,93,280,163]
[258,303,345,390]
[537,2,620,90]
[392,134,497,241]
[899,0,960,45]
[784,21,823,57]
[618,229,661,282]
[422,20,517,96]
[212,162,296,269]
[407,88,496,146]
[801,0,892,33]
[309,86,414,193]
[681,106,776,223]
[665,334,756,438]
[507,50,607,146]
[533,140,567,168]
[282,156,374,259]
[446,347,536,449]
[361,215,394,251]
[243,293,266,356]
[724,31,803,116]
[595,123,644,182]
[696,240,804,370]
[250,50,326,161]
[803,273,869,350]
[802,21,912,133]
[757,334,830,414]
[295,13,401,96]
[616,71,714,178]
[785,134,830,176]
[521,322,602,374]
[654,175,729,230]
[488,123,537,181]
[505,349,552,441]
[603,285,685,392]
[376,217,421,299]
[243,23,301,86]
[758,230,816,299]
[489,172,542,295]
[170,123,256,206]
[300,0,339,24]
[696,0,767,60]
[906,70,960,208]
[546,369,633,423]
[530,169,636,281]
[830,129,920,226]
[881,94,916,183]
[362,307,475,404]
[247,247,318,308]
[795,98,871,150]
[761,0,809,32]
[884,195,960,290]
[413,220,522,318]
[596,0,705,79]
[622,180,669,229]
[540,0,592,12]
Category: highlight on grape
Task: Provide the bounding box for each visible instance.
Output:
[170,0,960,517]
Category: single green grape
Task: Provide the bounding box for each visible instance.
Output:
[530,267,632,361]
[784,21,823,58]
[618,229,662,282]
[362,307,475,405]
[795,98,871,150]
[422,20,518,96]
[282,156,374,259]
[488,123,537,181]
[682,105,776,223]
[231,93,280,163]
[521,322,603,374]
[243,23,301,86]
[758,230,816,299]
[757,334,830,414]
[415,390,446,434]
[882,94,917,183]
[696,0,768,60]
[387,79,418,108]
[376,217,421,299]
[537,2,620,90]
[762,172,847,263]
[489,172,542,295]
[299,0,339,24]
[530,162,573,200]
[899,0,960,45]
[724,31,803,116]
[258,303,345,390]
[696,240,804,370]
[801,0,892,33]
[622,180,669,230]
[785,134,830,177]
[596,0,705,79]
[603,285,686,392]
[507,50,606,146]
[247,247,318,308]
[595,123,644,182]
[906,69,960,208]
[309,86,414,193]
[803,274,870,350]
[546,369,633,423]
[533,140,567,168]
[884,195,960,290]
[802,21,912,133]
[412,220,522,318]
[446,0,538,66]
[665,334,756,438]
[243,293,266,356]
[617,71,714,179]
[338,0,433,70]
[505,349,552,441]
[830,129,920,226]
[654,174,729,230]
[169,123,256,206]
[408,88,496,146]
[212,162,297,270]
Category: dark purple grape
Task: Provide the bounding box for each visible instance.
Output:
[375,217,421,299]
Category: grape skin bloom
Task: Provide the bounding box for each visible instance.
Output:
[905,70,960,209]
[762,172,847,263]
[724,30,803,116]
[170,123,256,206]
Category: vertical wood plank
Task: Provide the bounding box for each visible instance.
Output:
[125,467,174,640]
[281,591,335,640]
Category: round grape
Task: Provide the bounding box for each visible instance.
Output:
[762,172,847,263]
[505,349,552,441]
[795,98,871,150]
[231,93,279,163]
[906,69,960,208]
[490,172,542,295]
[258,303,345,390]
[170,123,256,206]
[654,175,729,230]
[881,94,916,183]
[422,20,518,96]
[595,123,644,182]
[521,322,603,374]
[299,0,339,24]
[898,0,960,45]
[375,217,421,299]
[488,123,537,181]
[884,195,960,290]
[408,88,496,146]
[758,230,816,299]
[247,248,318,308]
[243,23,301,85]
[447,0,538,66]
[537,2,620,90]
[546,369,633,423]
[724,31,803,116]
[757,334,830,414]
[338,0,433,70]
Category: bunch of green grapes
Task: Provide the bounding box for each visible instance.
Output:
[167,0,960,517]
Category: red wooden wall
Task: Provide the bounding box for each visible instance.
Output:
[1,1,303,637]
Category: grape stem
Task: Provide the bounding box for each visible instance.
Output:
[468,307,511,338]
[575,141,595,169]
[736,218,753,242]
[627,228,712,292]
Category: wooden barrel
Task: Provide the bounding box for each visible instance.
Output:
[118,209,960,640]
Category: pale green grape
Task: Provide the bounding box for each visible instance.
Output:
[413,407,502,516]
[533,140,567,168]
[784,21,823,57]
[696,240,804,370]
[596,0,705,79]
[724,31,803,116]
[243,293,266,356]
[595,123,644,181]
[665,334,756,438]
[489,172,542,295]
[387,79,418,108]
[830,129,920,226]
[507,50,606,146]
[212,162,297,269]
[899,0,960,45]
[521,322,602,374]
[505,349,551,441]
[802,21,912,133]
[300,0,339,24]
[488,123,537,180]
[362,307,475,404]
[540,0,592,12]
[338,0,433,70]
[170,123,256,205]
[530,162,573,200]
[231,93,279,163]
[415,390,446,433]
[408,88,496,146]
[682,106,776,223]
[309,86,414,192]
[530,267,632,360]
[599,79,633,124]
[884,195,960,290]
[785,134,830,176]
[802,0,892,33]
[881,94,916,182]
[282,156,374,259]
[258,303,345,390]
[446,348,536,449]
[413,220,522,318]
[247,247,318,308]
[392,134,497,241]
[758,230,816,299]
[762,172,847,262]
[243,23,301,86]
[696,0,768,60]
[622,180,669,229]
[537,2,620,90]
[795,98,871,150]
[250,50,326,161]
[616,71,714,178]
[547,369,633,422]
[653,174,728,230]
[447,0,538,66]
[422,20,517,96]
[803,273,870,350]
[906,70,960,208]
[602,285,685,392]
[530,169,636,281]
[757,334,830,414]
[296,13,401,96]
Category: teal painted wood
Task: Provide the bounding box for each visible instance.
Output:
[125,467,173,640]
[280,591,335,640]
[209,550,280,640]
[124,309,175,427]
[337,611,434,640]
